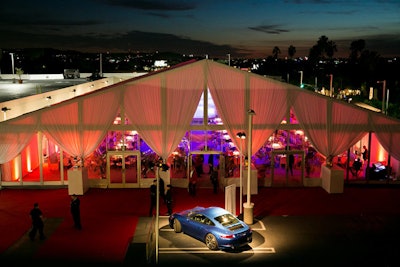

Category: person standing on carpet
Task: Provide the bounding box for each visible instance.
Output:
[210,166,219,194]
[165,184,173,215]
[149,179,157,216]
[189,165,198,196]
[159,177,165,203]
[70,194,82,230]
[288,153,295,176]
[29,202,46,241]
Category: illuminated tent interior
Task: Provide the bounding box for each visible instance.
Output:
[1,59,400,185]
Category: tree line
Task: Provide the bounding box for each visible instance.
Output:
[264,35,400,119]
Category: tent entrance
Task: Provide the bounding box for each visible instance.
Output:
[188,151,222,188]
[270,150,304,187]
[106,151,140,188]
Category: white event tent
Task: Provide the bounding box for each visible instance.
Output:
[1,59,400,167]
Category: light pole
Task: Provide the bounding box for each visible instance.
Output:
[243,109,255,225]
[377,80,386,114]
[386,89,389,115]
[99,53,103,77]
[9,53,15,75]
[315,77,318,91]
[329,74,333,97]
[236,132,246,215]
[298,71,303,87]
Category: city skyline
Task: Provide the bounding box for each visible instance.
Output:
[0,0,399,58]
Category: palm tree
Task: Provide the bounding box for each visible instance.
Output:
[349,39,366,61]
[288,45,296,59]
[317,35,329,49]
[309,35,337,61]
[272,46,281,59]
[326,40,337,59]
[15,67,24,83]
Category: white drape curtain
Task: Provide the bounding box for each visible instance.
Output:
[124,62,204,160]
[249,76,291,154]
[0,115,38,164]
[207,62,247,153]
[292,90,328,156]
[39,90,120,159]
[207,63,291,156]
[329,102,369,156]
[292,90,369,158]
[371,113,400,160]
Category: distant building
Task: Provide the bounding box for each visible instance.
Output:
[153,60,169,70]
[63,69,80,79]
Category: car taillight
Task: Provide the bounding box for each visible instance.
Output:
[220,234,235,239]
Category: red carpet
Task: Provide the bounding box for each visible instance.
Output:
[1,185,400,264]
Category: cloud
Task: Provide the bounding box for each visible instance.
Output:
[99,0,197,11]
[249,24,290,34]
[284,0,334,4]
[0,28,245,57]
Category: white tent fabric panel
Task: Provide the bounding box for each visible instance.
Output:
[124,61,204,160]
[291,89,370,159]
[0,116,38,163]
[39,89,120,159]
[206,61,248,152]
[370,113,400,160]
[248,74,292,155]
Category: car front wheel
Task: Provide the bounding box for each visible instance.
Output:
[205,233,219,250]
[173,219,182,233]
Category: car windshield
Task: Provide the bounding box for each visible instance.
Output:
[214,213,239,226]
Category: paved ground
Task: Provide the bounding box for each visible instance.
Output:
[2,186,400,267]
[4,214,400,267]
[153,214,400,267]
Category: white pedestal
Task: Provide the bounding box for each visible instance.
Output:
[321,165,344,193]
[243,202,254,225]
[68,167,89,195]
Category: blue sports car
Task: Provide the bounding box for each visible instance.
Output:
[168,206,252,250]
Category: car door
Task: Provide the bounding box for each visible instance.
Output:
[187,214,209,240]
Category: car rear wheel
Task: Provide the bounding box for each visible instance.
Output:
[205,233,219,250]
[173,219,182,233]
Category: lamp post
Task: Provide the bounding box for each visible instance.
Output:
[243,109,255,225]
[99,53,103,77]
[236,132,246,215]
[377,80,386,114]
[329,74,333,97]
[9,53,15,75]
[298,71,303,87]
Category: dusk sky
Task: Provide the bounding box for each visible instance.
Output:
[0,0,399,58]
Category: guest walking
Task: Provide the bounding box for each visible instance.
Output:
[70,194,82,230]
[288,154,294,176]
[29,202,46,241]
[159,177,165,203]
[189,165,198,196]
[149,180,157,216]
[210,166,219,194]
[165,184,173,215]
[362,146,369,162]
